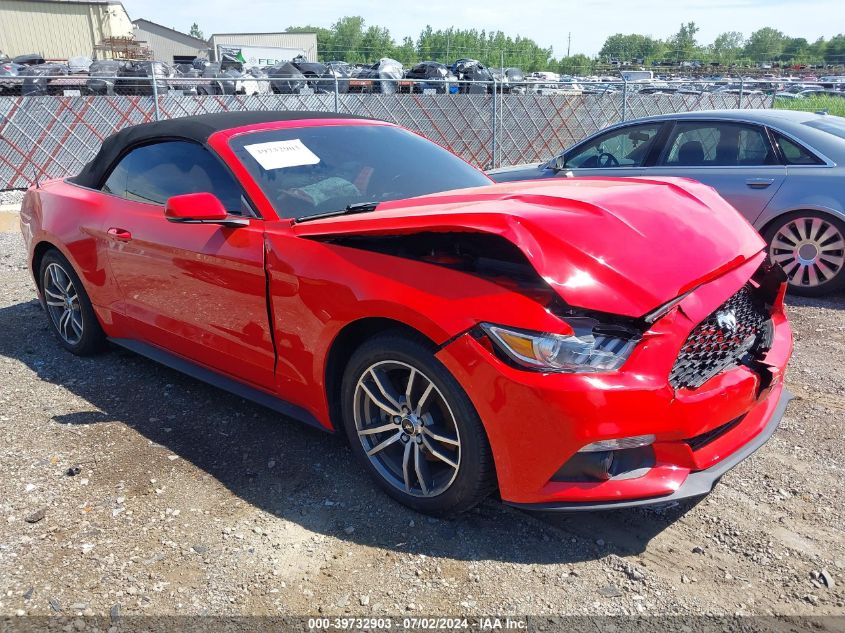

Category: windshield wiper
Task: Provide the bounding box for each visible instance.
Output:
[294,201,380,224]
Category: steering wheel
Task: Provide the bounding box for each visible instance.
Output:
[597,152,619,168]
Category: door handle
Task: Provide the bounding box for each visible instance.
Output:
[746,178,775,189]
[107,227,132,241]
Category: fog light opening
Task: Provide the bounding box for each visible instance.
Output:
[551,442,656,483]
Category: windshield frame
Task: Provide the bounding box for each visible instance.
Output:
[211,119,491,223]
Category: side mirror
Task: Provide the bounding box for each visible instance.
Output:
[164,193,248,227]
[546,154,566,171]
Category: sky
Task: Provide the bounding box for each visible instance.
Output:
[124,0,845,57]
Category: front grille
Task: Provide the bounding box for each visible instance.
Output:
[669,285,773,390]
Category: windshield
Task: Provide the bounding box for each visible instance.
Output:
[229,124,491,219]
[803,117,845,140]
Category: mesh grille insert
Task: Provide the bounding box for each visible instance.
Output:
[669,285,772,390]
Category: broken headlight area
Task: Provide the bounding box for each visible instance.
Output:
[478,318,641,373]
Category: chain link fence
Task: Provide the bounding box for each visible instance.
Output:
[0,78,774,190]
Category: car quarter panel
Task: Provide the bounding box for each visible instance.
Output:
[756,166,845,230]
[20,181,122,317]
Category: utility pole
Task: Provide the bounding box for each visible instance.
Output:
[446,28,451,63]
[567,32,571,58]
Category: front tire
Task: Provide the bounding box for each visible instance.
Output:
[341,333,496,516]
[39,249,106,355]
[764,212,845,296]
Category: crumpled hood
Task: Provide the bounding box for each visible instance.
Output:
[292,177,766,317]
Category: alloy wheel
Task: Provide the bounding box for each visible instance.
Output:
[353,360,461,498]
[770,216,845,288]
[43,262,83,345]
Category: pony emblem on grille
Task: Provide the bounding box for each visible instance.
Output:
[715,310,739,334]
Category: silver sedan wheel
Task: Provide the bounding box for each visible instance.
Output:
[770,217,845,288]
[353,360,461,498]
[43,262,83,345]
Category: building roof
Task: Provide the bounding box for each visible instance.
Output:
[71,111,372,188]
[132,18,208,47]
[210,31,317,37]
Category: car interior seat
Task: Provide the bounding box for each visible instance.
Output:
[677,140,705,165]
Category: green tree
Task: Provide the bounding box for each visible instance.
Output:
[330,16,367,63]
[599,34,664,63]
[780,37,809,62]
[361,24,396,62]
[189,23,204,40]
[285,25,333,61]
[826,34,845,64]
[556,54,594,75]
[393,36,417,66]
[668,22,699,61]
[413,26,551,70]
[710,31,744,62]
[808,37,827,63]
[744,27,787,62]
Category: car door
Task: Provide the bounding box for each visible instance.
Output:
[99,140,276,390]
[555,122,666,178]
[644,120,787,223]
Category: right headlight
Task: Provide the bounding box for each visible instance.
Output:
[480,321,639,373]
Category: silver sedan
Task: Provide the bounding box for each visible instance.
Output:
[488,110,845,296]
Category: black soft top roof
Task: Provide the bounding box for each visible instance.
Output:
[72,111,373,188]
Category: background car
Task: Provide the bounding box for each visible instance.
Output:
[488,110,845,296]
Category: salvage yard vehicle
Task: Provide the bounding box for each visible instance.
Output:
[0,56,24,95]
[21,111,792,516]
[116,60,174,96]
[351,58,404,94]
[404,61,456,94]
[86,59,125,96]
[267,61,307,94]
[451,58,492,94]
[19,62,68,96]
[488,110,845,296]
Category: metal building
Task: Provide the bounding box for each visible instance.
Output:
[132,19,209,64]
[0,0,133,59]
[208,32,318,62]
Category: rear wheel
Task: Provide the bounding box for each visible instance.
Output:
[764,212,845,296]
[341,333,496,516]
[39,249,106,355]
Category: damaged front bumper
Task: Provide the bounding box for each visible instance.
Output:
[435,254,794,509]
[505,387,791,511]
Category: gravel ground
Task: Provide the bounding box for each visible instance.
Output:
[0,229,843,624]
[0,189,25,207]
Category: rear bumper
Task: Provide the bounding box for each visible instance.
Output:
[506,388,791,512]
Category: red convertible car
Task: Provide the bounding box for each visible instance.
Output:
[21,111,793,515]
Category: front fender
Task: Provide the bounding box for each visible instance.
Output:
[264,229,565,427]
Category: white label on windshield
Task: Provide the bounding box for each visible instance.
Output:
[244,139,320,170]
